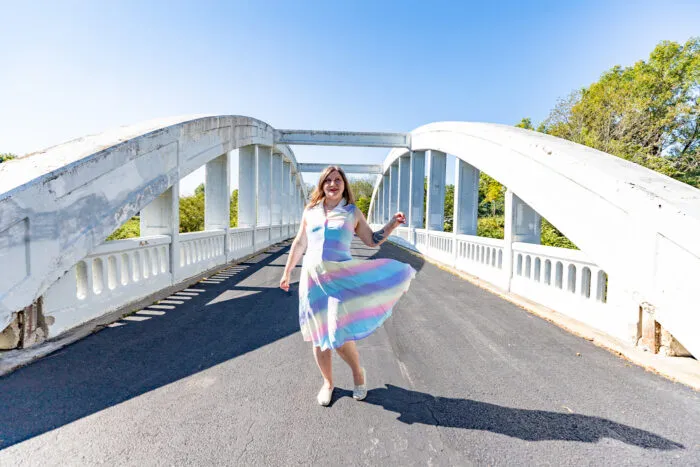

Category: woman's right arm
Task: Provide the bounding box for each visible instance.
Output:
[280,211,308,291]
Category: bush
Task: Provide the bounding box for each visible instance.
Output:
[477,216,505,239]
[106,216,140,240]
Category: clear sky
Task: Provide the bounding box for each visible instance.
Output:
[1,0,699,194]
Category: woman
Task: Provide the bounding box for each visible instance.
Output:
[279,165,416,406]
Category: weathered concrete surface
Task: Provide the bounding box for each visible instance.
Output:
[0,115,307,333]
[0,240,698,466]
[371,122,700,359]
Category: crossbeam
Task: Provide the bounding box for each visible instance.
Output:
[297,163,383,174]
[275,130,410,148]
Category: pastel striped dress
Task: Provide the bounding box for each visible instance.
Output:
[298,199,416,350]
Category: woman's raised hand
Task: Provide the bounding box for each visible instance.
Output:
[280,272,291,292]
[392,212,407,225]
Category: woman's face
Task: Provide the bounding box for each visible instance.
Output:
[322,170,344,202]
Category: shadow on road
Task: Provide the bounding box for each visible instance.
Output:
[361,384,684,450]
[0,243,300,450]
[0,239,423,450]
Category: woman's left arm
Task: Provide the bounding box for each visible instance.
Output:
[354,207,405,247]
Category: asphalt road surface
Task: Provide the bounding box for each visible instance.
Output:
[0,239,698,466]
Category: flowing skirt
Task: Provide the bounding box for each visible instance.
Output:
[299,257,416,350]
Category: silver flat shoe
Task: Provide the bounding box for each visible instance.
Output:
[317,385,334,406]
[353,368,367,401]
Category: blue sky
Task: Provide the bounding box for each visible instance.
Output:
[1,0,699,194]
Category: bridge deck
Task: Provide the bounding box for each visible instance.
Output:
[0,240,698,465]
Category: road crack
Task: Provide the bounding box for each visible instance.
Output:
[234,420,255,463]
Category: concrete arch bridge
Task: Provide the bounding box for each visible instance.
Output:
[0,114,699,464]
[1,115,698,359]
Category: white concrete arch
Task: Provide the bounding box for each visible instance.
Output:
[369,122,700,358]
[0,115,308,330]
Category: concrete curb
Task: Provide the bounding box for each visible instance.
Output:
[390,240,700,392]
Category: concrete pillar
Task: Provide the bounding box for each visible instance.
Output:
[205,153,230,231]
[409,151,425,229]
[140,182,180,278]
[426,150,446,231]
[382,174,390,222]
[140,187,175,236]
[375,180,382,224]
[294,179,301,222]
[389,162,399,216]
[257,146,272,226]
[238,145,257,228]
[453,158,479,235]
[504,189,542,290]
[507,191,541,244]
[283,161,291,225]
[397,156,410,217]
[271,153,283,226]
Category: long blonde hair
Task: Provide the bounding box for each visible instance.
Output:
[307,165,355,209]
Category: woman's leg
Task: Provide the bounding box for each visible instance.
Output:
[313,345,333,388]
[336,341,365,385]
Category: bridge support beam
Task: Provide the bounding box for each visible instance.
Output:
[453,159,479,235]
[295,178,302,222]
[426,150,447,231]
[504,190,542,289]
[389,162,399,217]
[238,146,257,228]
[271,153,283,226]
[283,161,291,227]
[257,146,272,226]
[205,153,230,231]
[382,174,390,223]
[141,186,177,237]
[397,156,410,218]
[409,151,426,229]
[140,182,181,284]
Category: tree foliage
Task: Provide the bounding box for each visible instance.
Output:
[348,177,374,217]
[543,37,700,187]
[106,216,140,241]
[106,184,239,241]
[0,153,17,163]
[179,187,205,233]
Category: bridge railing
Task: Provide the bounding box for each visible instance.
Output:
[373,225,627,338]
[0,116,311,350]
[41,225,291,338]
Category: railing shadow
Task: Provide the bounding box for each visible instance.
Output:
[0,242,300,450]
[339,384,683,450]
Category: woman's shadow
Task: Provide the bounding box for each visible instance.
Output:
[336,384,683,450]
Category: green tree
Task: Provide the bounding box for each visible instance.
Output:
[348,177,374,199]
[515,117,535,130]
[541,218,578,249]
[478,173,505,217]
[179,184,205,232]
[477,216,505,239]
[0,153,17,163]
[230,189,239,227]
[443,184,454,231]
[356,196,370,216]
[106,216,140,240]
[543,37,700,186]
